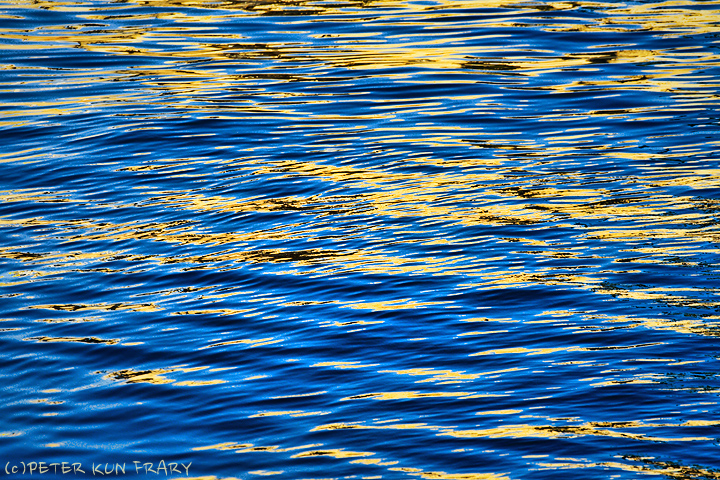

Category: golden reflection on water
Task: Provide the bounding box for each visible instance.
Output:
[539,456,720,479]
[310,416,720,443]
[1,1,719,114]
[104,366,228,386]
[193,438,510,480]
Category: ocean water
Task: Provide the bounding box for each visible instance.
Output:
[1,0,720,478]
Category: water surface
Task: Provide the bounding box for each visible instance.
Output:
[1,0,720,479]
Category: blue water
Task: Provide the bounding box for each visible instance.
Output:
[1,0,720,479]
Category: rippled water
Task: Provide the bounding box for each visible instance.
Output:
[1,0,720,478]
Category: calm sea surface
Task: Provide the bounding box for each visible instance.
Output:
[1,0,720,478]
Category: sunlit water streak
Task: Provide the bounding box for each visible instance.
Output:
[1,0,720,478]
